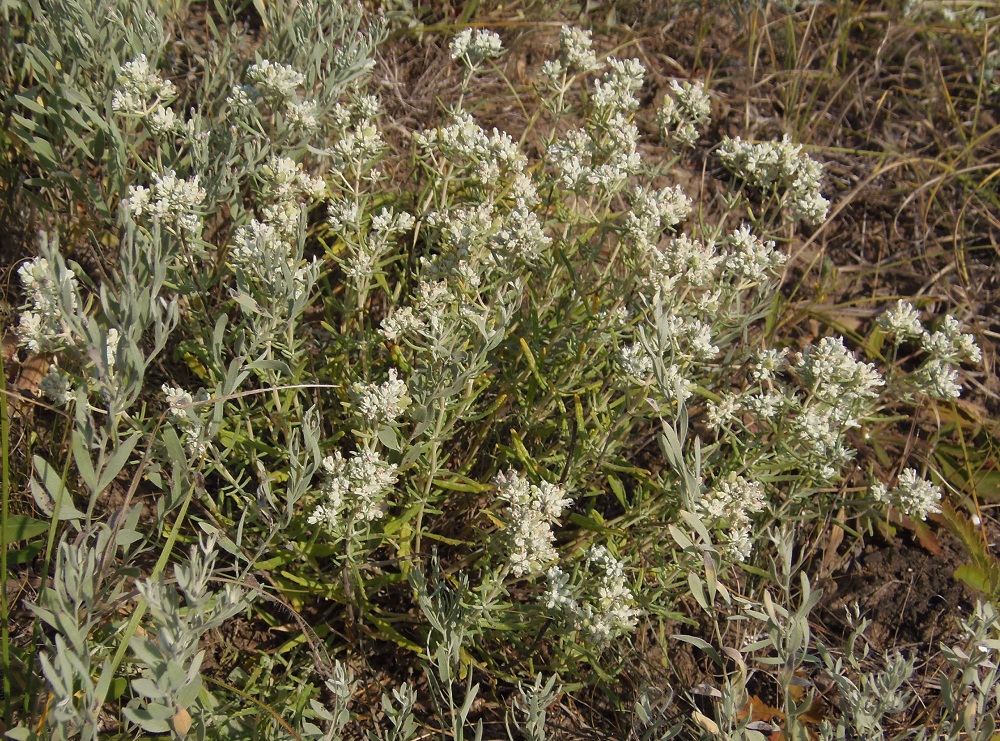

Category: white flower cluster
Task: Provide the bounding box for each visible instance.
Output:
[331,94,380,130]
[645,314,719,361]
[547,124,641,196]
[495,470,571,577]
[233,60,318,132]
[39,363,73,405]
[380,306,422,343]
[538,26,603,90]
[379,279,502,355]
[593,58,645,115]
[450,28,504,68]
[416,185,547,292]
[657,79,711,147]
[371,206,415,238]
[645,233,722,292]
[741,389,784,421]
[415,110,524,187]
[921,315,981,364]
[326,198,361,236]
[422,204,495,288]
[162,383,209,457]
[615,337,700,402]
[623,185,692,250]
[379,281,448,343]
[796,336,884,406]
[697,475,767,561]
[656,364,696,406]
[791,337,883,478]
[227,83,258,112]
[334,206,415,284]
[706,392,741,429]
[545,57,645,196]
[328,95,385,176]
[877,299,924,340]
[162,384,193,419]
[247,59,305,101]
[723,224,786,283]
[877,301,980,400]
[284,100,318,131]
[708,336,883,483]
[111,54,179,134]
[377,180,525,375]
[262,156,325,206]
[794,405,862,480]
[492,197,551,265]
[16,255,81,353]
[351,368,410,427]
[912,359,962,400]
[871,468,942,521]
[622,218,782,408]
[751,348,787,382]
[230,219,286,267]
[126,169,206,236]
[237,155,326,245]
[543,545,640,643]
[559,26,602,73]
[308,449,399,527]
[228,219,316,305]
[717,134,830,224]
[618,343,654,379]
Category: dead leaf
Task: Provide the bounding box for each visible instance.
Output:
[894,509,942,556]
[784,679,828,726]
[817,508,847,578]
[172,706,192,736]
[747,694,784,723]
[14,353,51,397]
[799,697,828,725]
[692,683,722,698]
[691,710,719,734]
[2,330,17,378]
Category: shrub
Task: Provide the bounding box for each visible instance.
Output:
[0,2,994,738]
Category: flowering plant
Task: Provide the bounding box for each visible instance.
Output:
[1,3,992,739]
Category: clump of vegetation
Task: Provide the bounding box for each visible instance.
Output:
[1,0,997,738]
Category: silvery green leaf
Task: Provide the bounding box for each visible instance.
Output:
[31,455,83,521]
[124,703,172,732]
[96,431,140,494]
[5,727,40,740]
[71,430,98,493]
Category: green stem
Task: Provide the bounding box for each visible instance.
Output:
[413,398,448,559]
[0,352,11,724]
[105,475,196,687]
[25,423,76,715]
[202,675,303,740]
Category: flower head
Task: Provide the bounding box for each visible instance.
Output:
[450,29,504,68]
[495,470,571,577]
[16,253,81,352]
[111,54,177,117]
[558,26,602,73]
[309,449,399,528]
[878,300,923,340]
[247,59,305,101]
[921,315,981,364]
[875,468,942,520]
[352,369,410,426]
[657,79,711,147]
[717,135,829,224]
[126,170,206,235]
